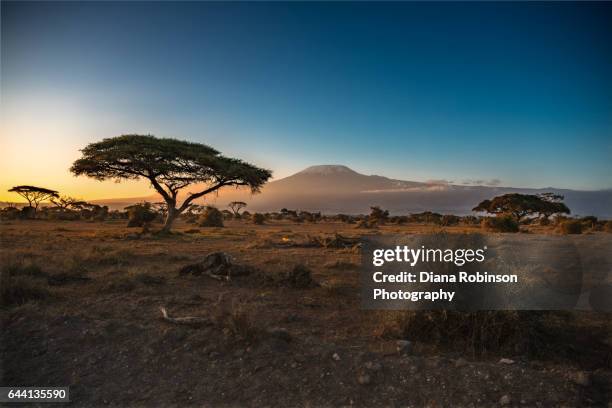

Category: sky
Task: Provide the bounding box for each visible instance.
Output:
[1,1,611,202]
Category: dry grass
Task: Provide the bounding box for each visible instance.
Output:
[216,301,262,342]
[557,220,583,234]
[1,263,50,306]
[373,310,552,356]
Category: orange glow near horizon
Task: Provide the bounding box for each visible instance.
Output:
[0,90,291,203]
[0,102,286,203]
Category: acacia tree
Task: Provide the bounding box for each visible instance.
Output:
[472,193,570,222]
[70,135,272,232]
[537,193,570,220]
[8,185,59,211]
[228,201,247,217]
[51,195,87,210]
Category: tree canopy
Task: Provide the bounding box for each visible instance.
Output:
[71,134,272,231]
[228,201,247,216]
[8,185,59,209]
[472,193,570,221]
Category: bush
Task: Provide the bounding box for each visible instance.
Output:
[216,303,261,341]
[369,206,389,225]
[284,264,315,288]
[198,207,224,227]
[604,221,612,233]
[482,215,519,233]
[20,206,36,219]
[1,264,50,306]
[1,207,20,220]
[580,216,597,229]
[356,219,377,229]
[460,215,480,225]
[539,217,551,226]
[4,263,46,278]
[440,214,460,226]
[558,220,582,235]
[126,203,157,227]
[252,213,265,225]
[374,310,549,356]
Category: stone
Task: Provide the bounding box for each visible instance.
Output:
[396,340,412,355]
[499,358,515,365]
[364,361,382,371]
[357,373,371,385]
[499,394,511,406]
[454,357,468,368]
[268,327,292,342]
[571,371,591,387]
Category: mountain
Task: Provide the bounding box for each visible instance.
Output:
[266,165,424,193]
[93,165,612,217]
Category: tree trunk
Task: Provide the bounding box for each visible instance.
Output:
[161,207,178,233]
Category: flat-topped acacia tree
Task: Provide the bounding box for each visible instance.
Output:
[8,185,59,211]
[70,134,272,233]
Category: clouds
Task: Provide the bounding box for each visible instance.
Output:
[460,179,502,187]
[426,179,453,186]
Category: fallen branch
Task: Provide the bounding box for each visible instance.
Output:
[206,271,228,281]
[159,307,210,327]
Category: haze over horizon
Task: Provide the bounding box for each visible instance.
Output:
[1,2,611,202]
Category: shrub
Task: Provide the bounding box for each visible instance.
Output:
[604,221,612,233]
[1,276,50,306]
[252,213,265,225]
[1,207,20,220]
[356,219,377,229]
[20,206,36,219]
[409,211,443,224]
[126,203,157,228]
[284,264,315,288]
[539,217,551,226]
[369,206,389,225]
[460,215,480,225]
[198,207,224,227]
[217,303,261,341]
[580,216,597,229]
[558,220,582,235]
[93,206,109,221]
[374,310,549,356]
[4,263,46,278]
[440,214,460,226]
[482,215,519,233]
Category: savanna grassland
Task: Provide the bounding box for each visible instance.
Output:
[1,218,611,407]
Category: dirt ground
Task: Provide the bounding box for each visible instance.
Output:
[1,219,611,407]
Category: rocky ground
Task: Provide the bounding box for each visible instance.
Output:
[1,219,610,407]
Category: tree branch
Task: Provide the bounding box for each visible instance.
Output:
[177,182,227,213]
[148,175,173,204]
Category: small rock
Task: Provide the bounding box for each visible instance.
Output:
[332,353,341,361]
[499,358,515,365]
[357,373,371,385]
[454,357,468,368]
[268,327,292,342]
[396,340,412,355]
[499,394,511,406]
[364,361,382,371]
[571,371,591,386]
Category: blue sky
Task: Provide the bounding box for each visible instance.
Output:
[1,2,611,199]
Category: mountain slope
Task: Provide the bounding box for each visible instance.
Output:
[92,165,612,217]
